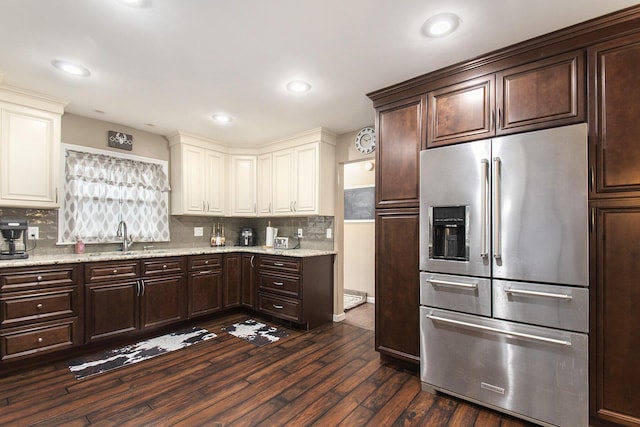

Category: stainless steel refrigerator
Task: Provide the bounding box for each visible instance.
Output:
[419,123,589,427]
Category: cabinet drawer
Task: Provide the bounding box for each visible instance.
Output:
[420,272,491,317]
[1,287,77,327]
[0,265,77,291]
[142,257,185,276]
[258,256,301,273]
[85,262,140,283]
[188,254,222,270]
[493,280,588,333]
[258,272,300,298]
[1,318,77,361]
[258,293,301,323]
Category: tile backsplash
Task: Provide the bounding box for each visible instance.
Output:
[0,207,334,255]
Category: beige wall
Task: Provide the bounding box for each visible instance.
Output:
[61,113,170,160]
[343,161,375,298]
[334,127,376,315]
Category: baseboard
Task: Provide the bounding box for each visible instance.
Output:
[333,312,346,322]
[366,296,375,304]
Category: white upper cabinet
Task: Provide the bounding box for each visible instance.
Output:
[230,155,257,216]
[0,86,66,208]
[272,148,294,215]
[168,132,227,216]
[257,153,273,216]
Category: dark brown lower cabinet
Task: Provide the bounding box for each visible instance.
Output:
[375,208,420,365]
[140,275,185,330]
[223,254,242,308]
[85,280,139,342]
[241,254,256,308]
[187,254,223,318]
[591,200,640,427]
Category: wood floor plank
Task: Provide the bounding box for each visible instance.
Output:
[0,313,538,427]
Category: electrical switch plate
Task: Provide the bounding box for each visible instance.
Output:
[326,228,332,239]
[28,226,39,240]
[194,227,203,237]
[297,228,304,237]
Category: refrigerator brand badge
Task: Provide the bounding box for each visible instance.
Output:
[481,382,505,395]
[108,131,133,151]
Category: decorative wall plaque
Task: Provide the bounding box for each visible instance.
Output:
[108,131,133,151]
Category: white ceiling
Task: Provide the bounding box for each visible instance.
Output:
[1,0,638,146]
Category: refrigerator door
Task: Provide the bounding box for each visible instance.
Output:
[420,140,492,277]
[491,124,588,287]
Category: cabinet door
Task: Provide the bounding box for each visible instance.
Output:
[183,145,206,214]
[85,281,139,343]
[375,208,420,364]
[591,200,640,426]
[293,144,318,214]
[204,149,226,215]
[188,269,222,318]
[376,96,425,208]
[223,254,241,308]
[230,155,257,216]
[241,254,255,308]
[426,76,494,148]
[140,275,185,330]
[589,34,640,197]
[0,103,60,208]
[272,149,294,215]
[496,50,584,135]
[257,153,273,216]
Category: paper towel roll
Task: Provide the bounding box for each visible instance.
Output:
[266,226,275,248]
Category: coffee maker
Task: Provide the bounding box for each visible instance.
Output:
[0,219,29,259]
[239,228,255,246]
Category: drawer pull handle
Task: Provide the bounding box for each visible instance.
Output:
[200,270,213,274]
[505,288,572,300]
[113,269,118,274]
[272,304,284,310]
[36,303,44,310]
[273,281,284,286]
[37,275,43,281]
[427,279,478,289]
[426,314,572,346]
[274,262,284,267]
[37,337,44,344]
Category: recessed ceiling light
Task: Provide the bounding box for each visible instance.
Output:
[421,13,461,38]
[286,80,312,93]
[117,0,149,7]
[51,60,91,77]
[211,113,232,123]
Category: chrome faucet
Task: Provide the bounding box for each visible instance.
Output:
[116,220,132,252]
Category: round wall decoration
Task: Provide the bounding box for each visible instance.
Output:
[355,127,376,154]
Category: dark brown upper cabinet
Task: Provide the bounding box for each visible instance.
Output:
[427,50,585,148]
[375,95,426,208]
[589,33,640,198]
[427,76,495,148]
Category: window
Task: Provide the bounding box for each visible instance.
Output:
[58,144,170,244]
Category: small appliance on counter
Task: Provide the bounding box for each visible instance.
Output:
[239,227,255,246]
[0,219,29,259]
[275,236,300,250]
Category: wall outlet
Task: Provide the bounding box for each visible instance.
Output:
[326,228,332,239]
[193,227,203,237]
[28,226,39,240]
[297,228,304,238]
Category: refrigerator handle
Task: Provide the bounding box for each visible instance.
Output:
[481,159,489,258]
[493,156,502,259]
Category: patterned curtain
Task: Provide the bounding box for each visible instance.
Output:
[59,150,171,244]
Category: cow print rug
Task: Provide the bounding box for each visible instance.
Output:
[222,319,290,347]
[68,326,216,380]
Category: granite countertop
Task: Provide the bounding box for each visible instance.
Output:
[0,246,336,268]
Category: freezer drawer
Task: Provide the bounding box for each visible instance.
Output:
[420,272,491,316]
[420,307,588,427]
[493,280,588,333]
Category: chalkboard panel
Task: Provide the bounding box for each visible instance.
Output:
[344,186,375,221]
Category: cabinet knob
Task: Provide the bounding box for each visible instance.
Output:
[36,303,44,310]
[37,337,44,344]
[162,264,167,269]
[204,260,209,265]
[113,269,118,274]
[36,275,43,281]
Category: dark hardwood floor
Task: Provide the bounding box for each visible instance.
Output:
[0,312,536,426]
